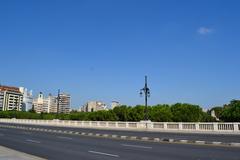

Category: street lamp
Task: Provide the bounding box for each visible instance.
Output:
[140,76,150,121]
[57,89,60,115]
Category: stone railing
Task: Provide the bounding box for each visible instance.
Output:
[0,118,239,134]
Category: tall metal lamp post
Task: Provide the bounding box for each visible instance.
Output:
[57,89,60,116]
[140,76,150,121]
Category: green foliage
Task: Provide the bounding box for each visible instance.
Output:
[128,105,145,121]
[171,103,203,122]
[112,105,130,121]
[219,100,240,122]
[88,110,118,121]
[0,111,41,119]
[200,112,216,122]
[149,105,173,122]
[0,100,239,122]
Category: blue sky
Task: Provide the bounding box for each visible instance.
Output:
[1,0,240,109]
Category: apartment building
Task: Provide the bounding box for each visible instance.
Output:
[48,94,57,113]
[82,101,107,112]
[0,85,23,111]
[58,93,71,114]
[33,92,49,113]
[0,91,5,111]
[33,92,70,114]
[19,87,33,111]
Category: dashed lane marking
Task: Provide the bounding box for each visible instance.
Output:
[26,139,41,144]
[57,136,73,140]
[121,144,152,149]
[88,150,119,158]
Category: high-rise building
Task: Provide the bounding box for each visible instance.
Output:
[0,85,23,111]
[82,101,107,112]
[33,92,49,113]
[48,94,57,113]
[33,92,70,114]
[0,91,5,111]
[19,87,33,111]
[58,93,71,114]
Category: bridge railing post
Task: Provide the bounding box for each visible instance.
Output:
[234,123,239,132]
[96,121,100,127]
[195,123,199,131]
[179,122,183,130]
[106,122,109,128]
[163,123,167,130]
[126,122,129,128]
[213,123,218,131]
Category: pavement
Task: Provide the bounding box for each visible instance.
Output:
[0,122,240,144]
[0,125,240,160]
[0,145,45,160]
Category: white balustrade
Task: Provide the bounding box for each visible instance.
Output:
[0,118,239,133]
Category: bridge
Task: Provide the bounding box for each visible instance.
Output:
[0,119,239,160]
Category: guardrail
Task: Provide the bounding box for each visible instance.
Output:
[0,118,239,133]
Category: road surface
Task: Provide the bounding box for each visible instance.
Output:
[0,126,239,160]
[0,122,239,143]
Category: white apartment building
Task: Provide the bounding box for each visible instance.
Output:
[82,101,107,112]
[0,85,23,111]
[33,92,70,114]
[19,87,33,111]
[33,92,49,113]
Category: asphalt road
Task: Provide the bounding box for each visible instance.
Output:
[0,122,240,143]
[0,126,240,160]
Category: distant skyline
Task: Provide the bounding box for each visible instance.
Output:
[1,0,240,109]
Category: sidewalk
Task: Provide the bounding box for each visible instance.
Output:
[0,146,46,160]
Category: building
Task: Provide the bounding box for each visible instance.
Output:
[0,91,5,111]
[48,94,57,113]
[82,101,107,112]
[33,92,49,113]
[0,85,23,111]
[58,93,71,114]
[33,92,70,114]
[19,87,33,111]
[111,101,120,109]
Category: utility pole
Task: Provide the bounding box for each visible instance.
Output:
[140,76,150,121]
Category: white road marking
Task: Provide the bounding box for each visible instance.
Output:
[26,139,41,144]
[88,151,119,157]
[57,136,73,140]
[121,144,152,149]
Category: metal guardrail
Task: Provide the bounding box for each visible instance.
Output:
[0,118,239,133]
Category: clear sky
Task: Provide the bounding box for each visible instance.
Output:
[1,0,240,109]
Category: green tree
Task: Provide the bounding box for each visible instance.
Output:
[112,105,130,121]
[220,100,240,122]
[128,105,145,121]
[149,104,173,122]
[200,112,216,122]
[171,103,203,122]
